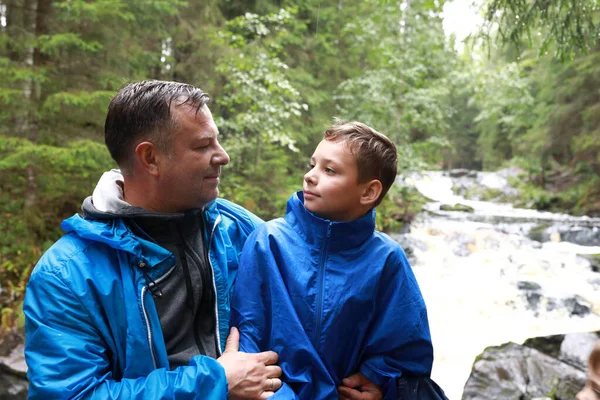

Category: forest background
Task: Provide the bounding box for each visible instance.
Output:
[1,0,599,334]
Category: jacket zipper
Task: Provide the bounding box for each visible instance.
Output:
[206,214,223,355]
[141,286,158,369]
[314,223,332,346]
[176,229,208,356]
[141,264,176,369]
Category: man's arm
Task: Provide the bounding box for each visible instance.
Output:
[24,268,280,399]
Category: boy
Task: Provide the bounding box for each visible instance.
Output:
[577,341,600,400]
[231,121,433,399]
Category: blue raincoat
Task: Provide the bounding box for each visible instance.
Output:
[24,199,261,399]
[231,192,433,399]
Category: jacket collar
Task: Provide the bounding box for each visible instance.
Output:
[61,214,174,271]
[284,191,375,251]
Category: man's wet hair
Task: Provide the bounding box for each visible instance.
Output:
[105,80,210,171]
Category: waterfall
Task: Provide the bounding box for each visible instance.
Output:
[399,170,600,399]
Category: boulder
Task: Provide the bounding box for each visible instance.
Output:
[0,344,28,399]
[462,342,585,400]
[440,203,475,213]
[448,169,471,178]
[463,332,600,400]
[559,332,600,371]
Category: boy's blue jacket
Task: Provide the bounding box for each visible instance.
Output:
[231,192,434,400]
[23,198,261,399]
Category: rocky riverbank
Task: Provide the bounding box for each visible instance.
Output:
[462,331,598,399]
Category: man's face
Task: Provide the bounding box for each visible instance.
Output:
[303,138,369,222]
[157,104,229,212]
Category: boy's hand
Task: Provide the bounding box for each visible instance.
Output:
[217,327,283,399]
[338,372,383,400]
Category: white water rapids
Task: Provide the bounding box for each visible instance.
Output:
[400,171,600,399]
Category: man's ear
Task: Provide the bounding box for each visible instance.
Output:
[134,141,160,176]
[360,179,383,207]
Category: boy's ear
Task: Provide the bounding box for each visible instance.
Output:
[134,141,160,176]
[360,179,383,207]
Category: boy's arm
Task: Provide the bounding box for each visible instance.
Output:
[360,248,433,399]
[232,228,338,399]
[230,229,301,400]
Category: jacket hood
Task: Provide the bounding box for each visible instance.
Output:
[285,191,375,252]
[66,169,180,268]
[81,169,210,220]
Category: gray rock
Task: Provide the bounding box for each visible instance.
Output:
[0,344,28,399]
[523,334,565,359]
[560,227,600,247]
[559,332,599,371]
[563,295,592,317]
[517,281,542,291]
[0,342,28,400]
[440,203,475,213]
[0,367,27,400]
[517,281,543,311]
[462,342,585,400]
[448,168,471,178]
[579,254,600,273]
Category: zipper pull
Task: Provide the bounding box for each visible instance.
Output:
[140,263,163,298]
[327,223,332,238]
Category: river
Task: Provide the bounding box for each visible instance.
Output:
[398,169,600,399]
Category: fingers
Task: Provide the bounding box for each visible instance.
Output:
[223,327,240,353]
[338,386,365,400]
[269,378,282,391]
[342,372,367,388]
[255,350,279,365]
[265,365,282,379]
[258,377,282,399]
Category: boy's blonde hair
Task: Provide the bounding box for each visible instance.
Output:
[324,120,398,207]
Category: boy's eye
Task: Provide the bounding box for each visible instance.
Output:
[307,163,314,170]
[325,167,335,174]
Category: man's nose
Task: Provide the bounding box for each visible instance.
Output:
[213,143,230,165]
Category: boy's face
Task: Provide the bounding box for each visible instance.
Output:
[577,363,600,400]
[303,138,370,222]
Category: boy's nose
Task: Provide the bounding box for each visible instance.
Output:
[576,387,591,400]
[304,170,316,185]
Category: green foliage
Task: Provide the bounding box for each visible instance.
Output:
[471,61,535,169]
[334,0,454,170]
[1,0,600,334]
[216,8,308,152]
[219,139,298,220]
[376,185,430,233]
[0,135,115,328]
[481,0,599,59]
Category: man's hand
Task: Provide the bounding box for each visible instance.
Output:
[338,372,383,400]
[217,327,283,400]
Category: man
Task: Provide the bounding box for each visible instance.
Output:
[23,80,383,399]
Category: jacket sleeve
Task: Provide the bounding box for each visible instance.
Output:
[359,249,434,400]
[24,269,228,400]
